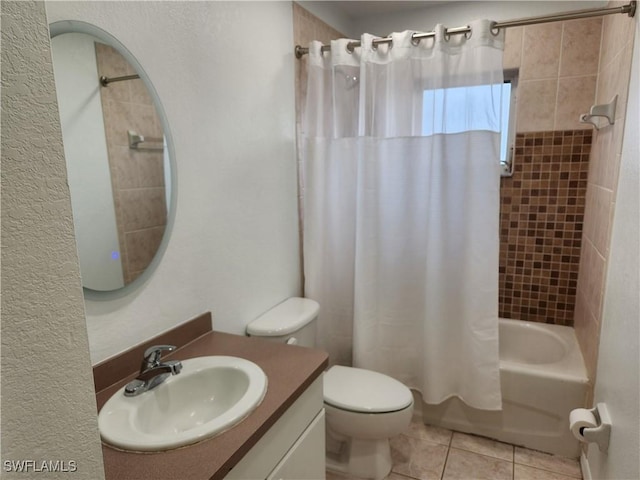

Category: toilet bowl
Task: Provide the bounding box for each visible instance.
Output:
[247,298,414,480]
[324,366,413,480]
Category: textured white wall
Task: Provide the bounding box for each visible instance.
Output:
[586,15,639,480]
[1,1,105,477]
[45,2,301,363]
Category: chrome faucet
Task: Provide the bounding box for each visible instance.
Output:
[124,345,183,397]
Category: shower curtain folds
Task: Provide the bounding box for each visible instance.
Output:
[302,23,504,410]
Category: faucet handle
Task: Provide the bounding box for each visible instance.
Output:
[142,345,176,369]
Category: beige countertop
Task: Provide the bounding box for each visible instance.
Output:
[95,326,328,480]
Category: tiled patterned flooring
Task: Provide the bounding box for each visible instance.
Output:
[326,418,583,480]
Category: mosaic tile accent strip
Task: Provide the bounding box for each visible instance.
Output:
[499,130,592,326]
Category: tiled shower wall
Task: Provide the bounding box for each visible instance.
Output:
[293,4,612,329]
[95,43,167,285]
[574,2,636,382]
[504,18,602,133]
[499,18,601,325]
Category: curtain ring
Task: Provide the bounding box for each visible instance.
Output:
[346,42,355,54]
[443,28,451,42]
[490,21,501,36]
[411,33,421,46]
[464,27,472,40]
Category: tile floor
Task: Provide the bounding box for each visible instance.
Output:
[326,418,583,480]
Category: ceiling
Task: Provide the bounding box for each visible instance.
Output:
[303,1,610,22]
[314,1,449,19]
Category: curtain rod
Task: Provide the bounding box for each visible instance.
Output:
[99,74,140,87]
[294,0,636,58]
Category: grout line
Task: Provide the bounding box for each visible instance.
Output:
[439,428,455,480]
[392,472,421,480]
[512,461,583,479]
[449,445,514,465]
[440,443,454,480]
[553,23,565,131]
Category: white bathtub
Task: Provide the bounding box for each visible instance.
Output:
[421,318,589,458]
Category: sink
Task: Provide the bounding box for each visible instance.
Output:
[98,356,267,451]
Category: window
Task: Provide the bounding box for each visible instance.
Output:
[422,72,518,176]
[502,72,518,176]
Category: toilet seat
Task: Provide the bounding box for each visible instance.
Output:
[323,366,413,413]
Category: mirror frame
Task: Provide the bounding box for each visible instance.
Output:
[49,20,178,300]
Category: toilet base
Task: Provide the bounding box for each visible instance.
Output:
[326,437,392,480]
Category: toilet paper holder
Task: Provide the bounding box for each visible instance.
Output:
[581,403,612,453]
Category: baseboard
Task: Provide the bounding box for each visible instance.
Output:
[580,452,592,480]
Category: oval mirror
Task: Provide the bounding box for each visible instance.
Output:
[49,21,175,293]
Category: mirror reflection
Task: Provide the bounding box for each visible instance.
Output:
[51,32,171,292]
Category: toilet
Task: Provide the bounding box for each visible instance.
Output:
[247,297,413,480]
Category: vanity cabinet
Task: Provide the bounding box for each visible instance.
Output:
[225,376,325,480]
[94,324,329,480]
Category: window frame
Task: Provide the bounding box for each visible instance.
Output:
[501,70,519,177]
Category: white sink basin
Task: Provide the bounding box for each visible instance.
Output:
[98,356,267,451]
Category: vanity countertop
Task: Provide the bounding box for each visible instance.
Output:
[94,321,328,480]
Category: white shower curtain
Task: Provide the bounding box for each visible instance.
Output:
[302,22,504,410]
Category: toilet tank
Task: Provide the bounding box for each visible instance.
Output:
[246,297,319,348]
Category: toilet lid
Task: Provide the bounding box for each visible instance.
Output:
[247,298,319,336]
[323,366,413,413]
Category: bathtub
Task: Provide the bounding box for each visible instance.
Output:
[421,318,589,458]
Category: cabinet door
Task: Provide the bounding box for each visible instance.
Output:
[267,409,325,480]
[225,377,323,480]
